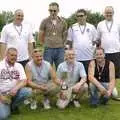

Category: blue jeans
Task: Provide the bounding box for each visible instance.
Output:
[90,83,109,105]
[43,47,64,69]
[0,87,32,120]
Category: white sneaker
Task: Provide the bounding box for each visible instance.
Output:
[30,100,37,110]
[43,99,51,110]
[73,100,81,108]
[24,99,31,105]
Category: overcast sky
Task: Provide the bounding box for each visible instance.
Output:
[0,0,120,32]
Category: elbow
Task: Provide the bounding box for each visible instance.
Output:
[88,75,93,82]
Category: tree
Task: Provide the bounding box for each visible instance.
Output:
[0,11,14,31]
[66,10,104,28]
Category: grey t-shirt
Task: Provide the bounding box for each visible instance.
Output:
[57,61,86,87]
[28,60,51,84]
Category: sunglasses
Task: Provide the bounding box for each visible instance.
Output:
[76,15,85,17]
[49,9,57,13]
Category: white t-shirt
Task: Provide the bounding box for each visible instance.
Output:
[0,23,35,61]
[97,20,120,53]
[0,59,26,93]
[67,23,97,61]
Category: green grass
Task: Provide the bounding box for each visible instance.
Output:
[10,80,120,120]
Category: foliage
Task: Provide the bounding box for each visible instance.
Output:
[0,11,14,31]
[66,10,104,28]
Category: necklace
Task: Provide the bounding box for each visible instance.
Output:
[79,24,86,34]
[34,61,43,79]
[13,23,22,36]
[51,19,57,36]
[97,62,105,80]
[105,20,113,32]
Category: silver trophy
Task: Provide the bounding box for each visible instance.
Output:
[61,72,68,90]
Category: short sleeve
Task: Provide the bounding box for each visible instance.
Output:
[39,19,46,31]
[0,26,8,43]
[67,27,73,41]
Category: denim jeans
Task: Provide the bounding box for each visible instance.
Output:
[43,47,64,69]
[89,83,110,105]
[0,87,32,120]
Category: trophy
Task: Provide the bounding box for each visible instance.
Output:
[61,72,68,90]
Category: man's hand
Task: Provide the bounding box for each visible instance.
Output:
[38,84,48,91]
[99,87,107,96]
[9,88,18,96]
[0,95,12,104]
[107,90,112,97]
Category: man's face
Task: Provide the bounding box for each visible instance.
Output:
[95,49,105,62]
[66,50,75,63]
[104,7,114,21]
[7,50,17,65]
[76,12,87,24]
[49,5,59,18]
[14,10,24,24]
[33,52,43,65]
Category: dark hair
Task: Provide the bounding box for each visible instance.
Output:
[49,2,59,8]
[94,47,105,55]
[76,9,87,15]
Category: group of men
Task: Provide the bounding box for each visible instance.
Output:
[0,2,120,120]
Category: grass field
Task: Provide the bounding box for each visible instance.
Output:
[10,80,120,120]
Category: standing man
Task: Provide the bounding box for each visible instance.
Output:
[97,6,120,79]
[67,9,97,74]
[97,6,120,98]
[0,48,31,119]
[88,48,116,107]
[0,9,34,67]
[38,2,67,69]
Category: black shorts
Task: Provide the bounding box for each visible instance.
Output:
[105,52,120,78]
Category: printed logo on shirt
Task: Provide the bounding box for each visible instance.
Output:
[0,69,20,81]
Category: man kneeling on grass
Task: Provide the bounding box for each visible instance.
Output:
[88,47,116,107]
[0,47,32,120]
[25,49,60,110]
[56,49,88,109]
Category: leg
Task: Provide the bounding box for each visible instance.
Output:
[89,83,99,106]
[43,47,54,65]
[11,87,32,110]
[54,48,64,70]
[0,103,10,120]
[100,83,109,105]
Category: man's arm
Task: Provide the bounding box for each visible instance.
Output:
[107,61,115,96]
[28,42,34,60]
[65,27,73,49]
[38,30,45,45]
[50,66,61,86]
[88,61,107,94]
[0,43,6,60]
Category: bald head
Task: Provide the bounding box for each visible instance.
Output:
[14,9,24,25]
[104,6,114,21]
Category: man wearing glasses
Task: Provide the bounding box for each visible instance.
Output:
[97,6,120,98]
[38,2,67,69]
[67,9,97,75]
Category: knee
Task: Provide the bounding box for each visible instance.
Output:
[18,87,32,98]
